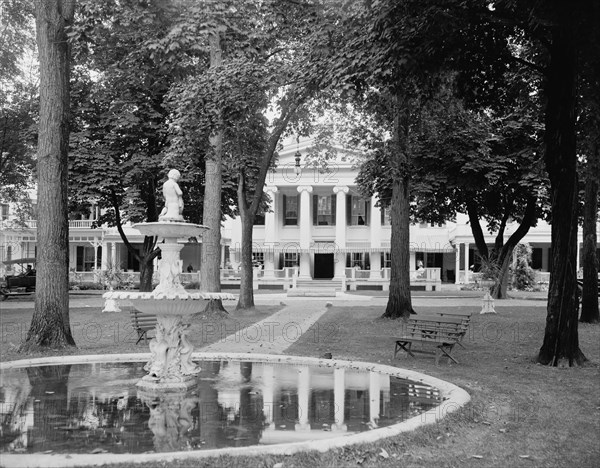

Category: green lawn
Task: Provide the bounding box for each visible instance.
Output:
[1,298,599,468]
[0,302,281,361]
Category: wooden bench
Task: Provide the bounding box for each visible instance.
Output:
[129,308,157,345]
[394,315,466,365]
[434,310,473,347]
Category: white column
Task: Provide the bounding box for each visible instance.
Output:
[464,242,470,284]
[111,242,118,267]
[333,186,348,279]
[295,366,311,431]
[369,371,380,426]
[101,238,108,270]
[263,186,278,279]
[69,243,76,271]
[92,238,99,269]
[370,252,381,280]
[455,244,460,284]
[576,241,581,273]
[298,185,313,279]
[262,364,275,429]
[369,195,382,279]
[332,368,347,431]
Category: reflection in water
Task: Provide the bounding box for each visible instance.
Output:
[0,360,440,454]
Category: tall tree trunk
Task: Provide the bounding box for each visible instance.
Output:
[538,4,586,366]
[493,252,512,299]
[20,0,76,351]
[491,197,537,299]
[234,96,303,310]
[382,92,414,319]
[465,198,490,259]
[138,236,158,292]
[199,31,226,314]
[138,177,159,291]
[580,140,599,323]
[237,189,255,310]
[114,202,159,293]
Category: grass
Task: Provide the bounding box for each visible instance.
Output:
[0,299,282,361]
[1,294,599,468]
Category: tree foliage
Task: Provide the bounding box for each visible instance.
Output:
[0,0,37,204]
[322,0,485,319]
[163,0,330,310]
[68,0,206,290]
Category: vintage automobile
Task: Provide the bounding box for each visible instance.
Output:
[0,258,36,301]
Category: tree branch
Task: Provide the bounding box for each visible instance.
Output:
[110,189,147,265]
[466,197,489,260]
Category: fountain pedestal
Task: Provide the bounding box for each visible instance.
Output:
[103,221,235,390]
[139,314,199,390]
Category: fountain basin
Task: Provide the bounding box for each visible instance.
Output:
[133,221,208,239]
[0,353,470,467]
[104,291,237,316]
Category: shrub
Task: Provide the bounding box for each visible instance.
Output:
[513,243,536,290]
[79,282,105,290]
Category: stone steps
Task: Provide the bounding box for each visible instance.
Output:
[288,279,342,297]
[287,288,337,297]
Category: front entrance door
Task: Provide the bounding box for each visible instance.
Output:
[314,253,334,279]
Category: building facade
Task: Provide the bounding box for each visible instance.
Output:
[222,137,597,289]
[1,137,598,288]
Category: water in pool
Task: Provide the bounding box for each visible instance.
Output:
[0,359,441,454]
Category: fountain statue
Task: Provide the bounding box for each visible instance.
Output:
[103,169,235,390]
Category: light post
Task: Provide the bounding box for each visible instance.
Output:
[294,149,302,175]
[294,135,302,175]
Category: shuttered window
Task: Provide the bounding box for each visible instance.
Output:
[349,196,369,225]
[313,195,336,225]
[283,194,298,225]
[381,206,391,226]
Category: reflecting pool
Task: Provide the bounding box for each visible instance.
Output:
[0,359,441,455]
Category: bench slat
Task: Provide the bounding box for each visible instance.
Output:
[129,308,157,344]
[394,311,472,364]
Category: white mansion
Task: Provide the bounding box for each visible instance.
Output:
[1,137,597,290]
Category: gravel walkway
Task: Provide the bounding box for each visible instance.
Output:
[199,302,331,354]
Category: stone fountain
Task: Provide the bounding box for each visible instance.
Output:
[104,169,235,391]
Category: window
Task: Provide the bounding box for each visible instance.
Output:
[0,204,8,220]
[283,195,298,226]
[346,252,370,270]
[76,245,101,271]
[223,245,230,265]
[532,248,543,269]
[252,252,264,267]
[381,252,391,268]
[381,207,391,226]
[313,195,336,226]
[415,252,425,269]
[349,196,368,226]
[253,213,265,225]
[426,253,443,268]
[419,220,443,228]
[283,252,299,267]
